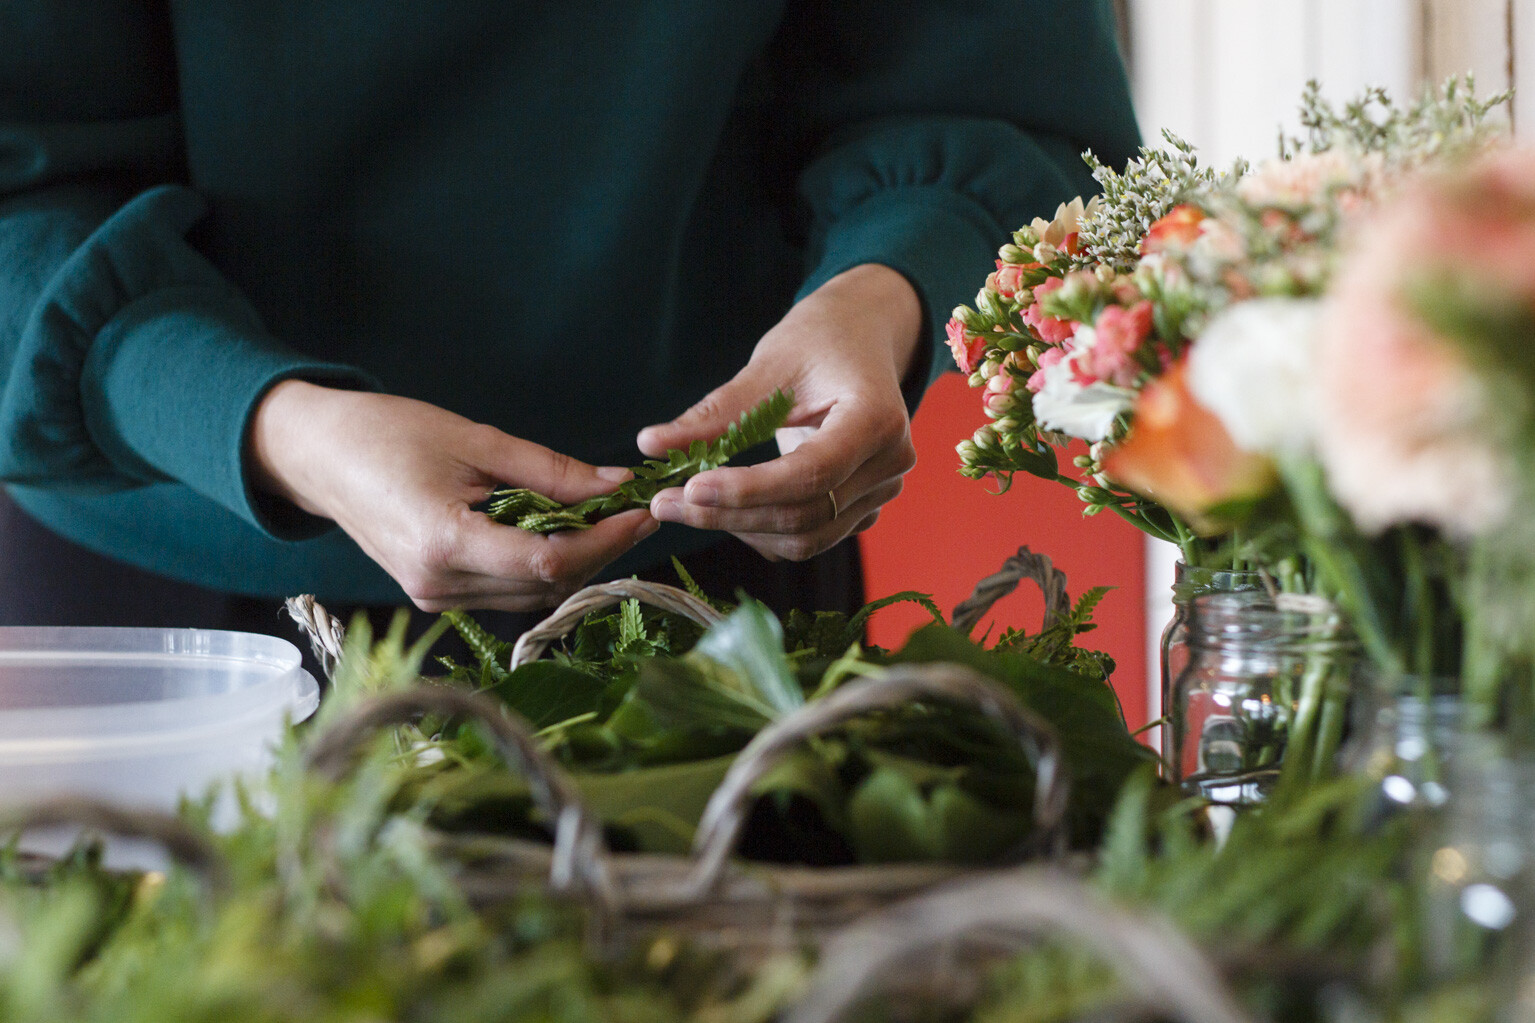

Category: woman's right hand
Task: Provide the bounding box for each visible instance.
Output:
[247,381,657,612]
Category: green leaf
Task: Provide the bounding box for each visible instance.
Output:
[670,556,730,611]
[443,610,512,687]
[616,598,645,650]
[889,624,1155,845]
[691,599,804,717]
[632,657,776,733]
[486,661,608,730]
[846,767,939,862]
[929,782,1030,863]
[1096,764,1157,896]
[574,755,736,854]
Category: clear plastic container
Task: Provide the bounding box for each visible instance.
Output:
[0,627,319,867]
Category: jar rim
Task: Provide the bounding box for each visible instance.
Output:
[1186,590,1357,649]
[1171,562,1268,604]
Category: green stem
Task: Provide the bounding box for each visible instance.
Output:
[1309,675,1349,780]
[1399,529,1434,679]
[1461,536,1499,727]
[1303,536,1401,674]
[1099,499,1178,544]
[1279,457,1403,675]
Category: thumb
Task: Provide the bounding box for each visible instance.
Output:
[637,368,779,459]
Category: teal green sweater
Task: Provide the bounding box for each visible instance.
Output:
[0,1,1138,604]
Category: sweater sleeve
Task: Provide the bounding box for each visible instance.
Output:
[0,3,371,539]
[770,0,1141,407]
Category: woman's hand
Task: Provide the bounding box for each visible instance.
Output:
[638,263,922,561]
[248,382,657,611]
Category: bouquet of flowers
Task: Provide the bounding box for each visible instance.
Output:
[947,78,1514,788]
[950,79,1506,573]
[1227,143,1535,725]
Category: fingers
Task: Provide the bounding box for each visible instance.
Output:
[398,509,659,613]
[733,501,886,563]
[654,466,903,535]
[650,402,913,532]
[636,366,787,459]
[691,402,910,509]
[466,428,632,505]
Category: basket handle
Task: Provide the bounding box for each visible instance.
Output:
[0,797,228,891]
[285,594,348,683]
[682,662,1067,897]
[950,545,1072,636]
[785,867,1253,1023]
[303,686,615,907]
[509,579,725,669]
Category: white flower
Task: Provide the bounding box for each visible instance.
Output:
[1032,330,1136,442]
[1187,297,1323,454]
[1029,196,1099,249]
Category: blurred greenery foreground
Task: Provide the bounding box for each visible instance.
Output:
[0,562,1499,1022]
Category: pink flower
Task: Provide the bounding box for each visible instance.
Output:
[1237,149,1379,211]
[1022,277,1077,344]
[983,365,1016,414]
[1312,150,1535,536]
[988,261,1033,300]
[1027,346,1065,393]
[945,317,989,374]
[1087,300,1153,387]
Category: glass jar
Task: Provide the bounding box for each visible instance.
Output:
[1346,671,1463,815]
[1169,591,1358,806]
[1421,734,1535,1001]
[1158,563,1266,766]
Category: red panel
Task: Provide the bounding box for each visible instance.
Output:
[859,372,1148,728]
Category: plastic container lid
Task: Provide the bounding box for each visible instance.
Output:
[0,627,320,867]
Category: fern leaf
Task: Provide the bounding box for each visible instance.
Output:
[844,590,943,645]
[485,488,560,524]
[618,598,645,649]
[444,610,512,686]
[669,556,732,612]
[481,389,794,533]
[516,511,594,534]
[1070,586,1113,628]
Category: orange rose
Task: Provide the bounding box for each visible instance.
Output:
[1100,359,1276,533]
[1141,204,1208,255]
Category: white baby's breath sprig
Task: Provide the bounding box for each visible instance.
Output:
[1073,131,1244,274]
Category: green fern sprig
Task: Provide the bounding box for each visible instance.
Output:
[442,609,512,687]
[487,389,795,533]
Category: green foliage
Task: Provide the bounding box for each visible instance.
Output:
[407,566,1138,864]
[690,600,804,718]
[488,389,794,533]
[845,763,1030,864]
[965,773,1427,1023]
[0,739,802,1023]
[888,625,1155,848]
[441,609,513,687]
[993,585,1117,682]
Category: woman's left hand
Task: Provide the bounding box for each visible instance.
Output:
[638,263,922,561]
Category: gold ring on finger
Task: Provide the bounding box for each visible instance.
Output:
[828,490,839,520]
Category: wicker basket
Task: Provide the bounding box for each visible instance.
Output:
[287,547,1090,959]
[299,661,1069,961]
[783,865,1255,1023]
